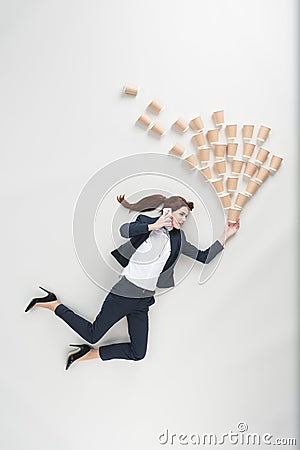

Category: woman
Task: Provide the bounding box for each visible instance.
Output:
[25,194,240,369]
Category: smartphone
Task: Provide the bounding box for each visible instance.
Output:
[163,207,173,231]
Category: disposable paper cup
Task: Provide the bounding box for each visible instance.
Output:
[228,207,241,223]
[269,155,283,173]
[226,176,239,192]
[184,154,198,168]
[148,99,165,114]
[231,158,244,175]
[255,166,270,184]
[137,113,154,129]
[242,142,255,160]
[197,147,210,163]
[225,124,237,141]
[149,122,166,137]
[214,143,227,159]
[210,178,225,194]
[255,147,270,166]
[189,116,204,132]
[124,83,139,96]
[173,118,189,133]
[214,159,226,176]
[219,192,231,209]
[212,110,224,127]
[244,161,257,179]
[170,143,185,157]
[242,124,254,141]
[199,165,213,180]
[227,142,238,159]
[257,125,271,144]
[206,128,219,144]
[192,132,206,148]
[245,179,260,196]
[234,192,249,209]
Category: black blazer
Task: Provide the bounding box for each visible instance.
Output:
[111,214,224,289]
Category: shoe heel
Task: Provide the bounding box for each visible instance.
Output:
[39,286,51,294]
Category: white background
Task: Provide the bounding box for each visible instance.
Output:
[1,1,298,449]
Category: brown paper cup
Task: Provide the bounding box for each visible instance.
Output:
[149,122,166,137]
[170,143,185,157]
[214,159,226,176]
[124,83,139,96]
[234,192,249,209]
[245,179,260,196]
[228,207,241,223]
[206,128,219,144]
[212,110,224,127]
[214,143,227,159]
[219,193,231,209]
[197,147,210,163]
[255,147,270,165]
[269,155,283,173]
[137,113,154,128]
[226,176,239,192]
[242,142,255,160]
[210,178,225,194]
[231,158,244,175]
[257,125,271,144]
[242,124,254,141]
[173,118,189,133]
[255,166,270,184]
[200,165,212,180]
[227,142,238,159]
[225,124,237,141]
[189,116,204,132]
[192,132,206,148]
[244,161,257,179]
[148,99,165,114]
[184,154,198,168]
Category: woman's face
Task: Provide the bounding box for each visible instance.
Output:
[172,206,189,228]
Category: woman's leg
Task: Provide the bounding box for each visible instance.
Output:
[99,305,150,361]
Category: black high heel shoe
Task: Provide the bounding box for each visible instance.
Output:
[25,286,57,312]
[66,344,92,370]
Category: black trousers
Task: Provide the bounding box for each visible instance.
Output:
[54,277,155,361]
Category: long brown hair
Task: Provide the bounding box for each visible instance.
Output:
[117,194,194,213]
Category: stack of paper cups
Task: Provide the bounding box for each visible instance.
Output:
[137,113,154,129]
[234,192,249,209]
[173,118,189,133]
[192,133,206,148]
[212,110,224,128]
[245,179,260,196]
[197,146,211,165]
[269,155,283,174]
[219,192,231,209]
[189,116,205,132]
[199,165,213,181]
[170,143,186,157]
[255,166,270,184]
[231,158,244,175]
[242,143,255,161]
[243,161,258,180]
[214,143,227,159]
[148,99,165,114]
[184,154,198,168]
[228,207,241,223]
[227,176,239,193]
[227,142,238,160]
[225,124,237,142]
[124,83,139,96]
[214,159,226,177]
[210,178,225,195]
[257,125,271,145]
[206,129,219,145]
[242,124,254,142]
[255,147,270,166]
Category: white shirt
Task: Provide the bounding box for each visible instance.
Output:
[122,228,171,291]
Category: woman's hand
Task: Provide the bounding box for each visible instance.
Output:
[218,219,240,245]
[148,211,173,231]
